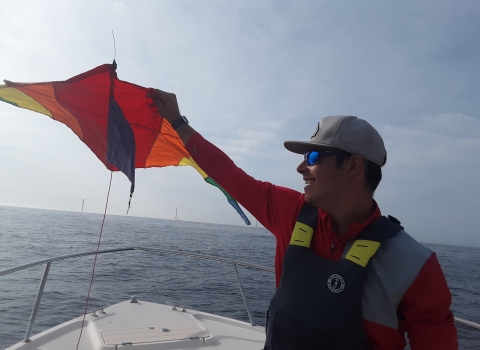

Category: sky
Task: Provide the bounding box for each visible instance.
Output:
[0,0,479,247]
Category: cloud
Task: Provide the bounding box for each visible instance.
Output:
[414,113,480,138]
[237,129,278,141]
[206,114,286,160]
[377,113,480,246]
[110,1,130,15]
[0,0,480,245]
[213,127,279,160]
[383,113,480,168]
[257,120,286,133]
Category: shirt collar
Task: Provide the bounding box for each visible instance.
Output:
[321,200,382,242]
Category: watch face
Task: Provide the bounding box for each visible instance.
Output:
[172,116,189,130]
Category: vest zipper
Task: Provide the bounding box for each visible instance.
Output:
[330,243,335,252]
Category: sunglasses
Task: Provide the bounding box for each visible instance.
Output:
[304,150,343,166]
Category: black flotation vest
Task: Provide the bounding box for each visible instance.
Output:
[264,203,403,350]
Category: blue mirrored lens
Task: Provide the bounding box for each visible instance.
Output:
[306,151,319,166]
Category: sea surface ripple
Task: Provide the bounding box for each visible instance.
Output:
[0,206,478,349]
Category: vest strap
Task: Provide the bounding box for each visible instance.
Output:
[289,202,318,248]
[345,240,381,267]
[344,216,403,267]
[290,222,314,247]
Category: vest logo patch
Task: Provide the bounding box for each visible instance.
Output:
[327,274,345,293]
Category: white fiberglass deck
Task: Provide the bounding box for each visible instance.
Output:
[7,300,266,349]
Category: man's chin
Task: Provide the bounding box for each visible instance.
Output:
[304,196,321,209]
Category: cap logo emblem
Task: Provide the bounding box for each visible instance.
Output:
[327,274,345,293]
[311,123,320,138]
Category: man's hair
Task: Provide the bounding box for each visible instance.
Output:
[334,152,384,193]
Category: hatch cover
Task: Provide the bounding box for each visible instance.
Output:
[102,324,209,345]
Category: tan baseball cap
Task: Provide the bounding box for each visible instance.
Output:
[284,115,386,166]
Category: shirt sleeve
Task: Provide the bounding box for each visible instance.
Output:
[185,132,302,236]
[398,253,458,349]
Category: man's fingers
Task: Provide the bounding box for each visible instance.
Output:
[147,89,181,122]
[154,89,170,100]
[154,88,168,94]
[150,89,178,105]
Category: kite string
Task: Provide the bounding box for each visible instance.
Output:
[75,171,113,350]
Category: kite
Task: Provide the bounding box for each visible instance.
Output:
[0,61,250,225]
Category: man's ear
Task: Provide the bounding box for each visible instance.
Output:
[346,154,364,176]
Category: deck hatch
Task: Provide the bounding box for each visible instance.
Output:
[102,324,209,345]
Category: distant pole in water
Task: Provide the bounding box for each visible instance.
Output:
[81,197,89,212]
[173,207,181,220]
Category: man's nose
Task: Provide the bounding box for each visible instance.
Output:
[297,160,307,174]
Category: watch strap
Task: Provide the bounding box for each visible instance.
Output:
[171,116,189,130]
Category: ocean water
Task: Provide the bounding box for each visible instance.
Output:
[0,205,478,349]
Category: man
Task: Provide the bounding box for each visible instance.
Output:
[151,90,458,349]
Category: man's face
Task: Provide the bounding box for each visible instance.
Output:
[297,150,346,210]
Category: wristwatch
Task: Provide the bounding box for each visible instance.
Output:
[170,115,189,130]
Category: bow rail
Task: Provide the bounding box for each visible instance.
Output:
[0,246,478,344]
[0,246,273,342]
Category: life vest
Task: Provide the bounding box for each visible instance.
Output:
[264,203,403,350]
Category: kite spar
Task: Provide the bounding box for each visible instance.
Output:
[0,62,251,225]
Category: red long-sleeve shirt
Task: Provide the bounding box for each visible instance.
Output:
[186,132,457,349]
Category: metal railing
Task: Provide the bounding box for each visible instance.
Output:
[0,246,274,342]
[0,246,479,344]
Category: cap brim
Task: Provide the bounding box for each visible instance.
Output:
[284,140,335,154]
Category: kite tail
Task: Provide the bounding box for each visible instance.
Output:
[204,177,251,225]
[227,198,251,225]
[126,181,134,215]
[126,192,133,215]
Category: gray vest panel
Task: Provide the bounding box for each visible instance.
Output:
[345,230,433,328]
